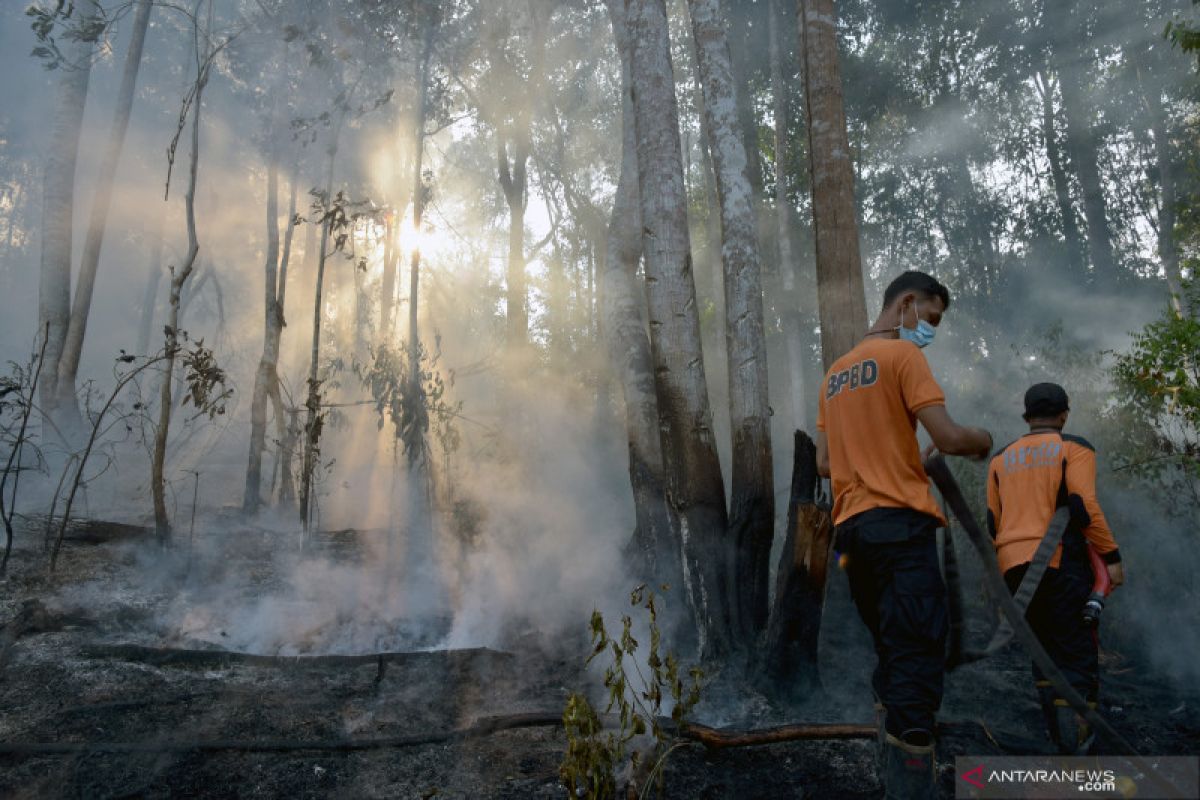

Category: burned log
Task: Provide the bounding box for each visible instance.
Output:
[758,430,833,700]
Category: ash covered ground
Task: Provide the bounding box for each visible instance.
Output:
[1,522,1196,799]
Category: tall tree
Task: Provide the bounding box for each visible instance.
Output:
[797,0,868,368]
[1052,0,1117,283]
[152,0,214,544]
[1035,69,1087,275]
[600,0,684,612]
[56,0,154,425]
[686,0,774,643]
[37,0,101,434]
[769,0,809,430]
[494,1,549,350]
[627,0,731,656]
[244,51,291,516]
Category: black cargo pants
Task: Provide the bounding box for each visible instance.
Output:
[837,507,948,738]
[1003,545,1099,701]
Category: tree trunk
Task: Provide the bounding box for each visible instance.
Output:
[500,142,529,348]
[380,210,398,336]
[1140,64,1187,316]
[38,0,101,432]
[770,0,809,430]
[797,0,868,369]
[152,13,210,544]
[243,90,285,515]
[56,0,153,421]
[687,0,775,645]
[299,129,342,532]
[627,0,731,657]
[601,0,684,608]
[498,5,546,352]
[1053,4,1116,284]
[1036,69,1086,277]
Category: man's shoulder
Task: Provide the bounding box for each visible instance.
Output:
[1062,433,1097,453]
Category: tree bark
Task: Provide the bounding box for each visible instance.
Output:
[797,0,869,369]
[56,0,153,420]
[38,0,101,432]
[1036,69,1086,277]
[687,0,774,645]
[627,0,731,657]
[601,0,683,606]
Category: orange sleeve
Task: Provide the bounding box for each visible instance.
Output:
[898,348,946,414]
[1065,445,1120,560]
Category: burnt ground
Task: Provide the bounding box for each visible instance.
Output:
[0,523,1197,800]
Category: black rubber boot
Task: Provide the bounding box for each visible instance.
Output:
[883,730,936,800]
[1052,699,1096,755]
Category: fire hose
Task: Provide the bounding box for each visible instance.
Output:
[924,456,1181,795]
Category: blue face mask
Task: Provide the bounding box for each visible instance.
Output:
[897,302,936,348]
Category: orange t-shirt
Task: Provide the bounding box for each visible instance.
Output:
[986,432,1119,574]
[817,338,947,527]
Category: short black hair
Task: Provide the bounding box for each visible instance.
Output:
[1023,382,1070,421]
[882,271,951,311]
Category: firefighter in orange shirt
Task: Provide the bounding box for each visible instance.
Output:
[987,383,1125,754]
[817,271,992,800]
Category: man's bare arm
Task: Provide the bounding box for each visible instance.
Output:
[915,404,992,460]
[816,431,831,478]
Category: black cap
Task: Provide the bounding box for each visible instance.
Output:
[1023,382,1070,419]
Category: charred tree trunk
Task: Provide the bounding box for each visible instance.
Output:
[760,430,831,697]
[627,0,731,657]
[687,0,775,645]
[57,0,153,422]
[38,0,100,434]
[797,0,868,369]
[601,0,684,607]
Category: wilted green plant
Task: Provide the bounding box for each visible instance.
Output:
[560,585,703,800]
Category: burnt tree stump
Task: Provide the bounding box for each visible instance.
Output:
[758,430,833,701]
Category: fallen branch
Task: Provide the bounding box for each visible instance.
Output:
[676,721,872,749]
[83,643,513,670]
